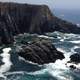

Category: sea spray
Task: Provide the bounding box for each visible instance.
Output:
[0,31,80,80]
[0,48,12,79]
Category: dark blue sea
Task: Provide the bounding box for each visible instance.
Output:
[0,9,80,80]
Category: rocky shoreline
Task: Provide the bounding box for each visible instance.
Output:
[0,2,80,44]
[0,2,80,65]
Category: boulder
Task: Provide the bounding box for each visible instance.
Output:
[16,40,65,64]
[70,53,80,63]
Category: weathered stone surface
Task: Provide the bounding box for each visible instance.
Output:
[70,53,80,63]
[16,40,64,64]
[0,2,80,44]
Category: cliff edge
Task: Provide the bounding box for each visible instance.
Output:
[0,2,80,44]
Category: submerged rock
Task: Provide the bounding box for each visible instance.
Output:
[0,2,80,44]
[0,56,4,65]
[16,40,65,64]
[70,65,76,69]
[70,53,80,63]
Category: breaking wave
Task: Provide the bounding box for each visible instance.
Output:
[0,31,80,80]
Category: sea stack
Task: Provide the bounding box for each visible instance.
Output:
[16,40,65,64]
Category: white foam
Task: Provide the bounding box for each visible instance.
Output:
[43,31,80,80]
[26,48,74,80]
[69,40,80,44]
[0,74,7,80]
[38,35,53,39]
[71,46,80,53]
[57,36,61,39]
[19,56,42,67]
[0,48,12,73]
[0,31,79,80]
[60,39,64,42]
[64,33,78,37]
[45,55,73,80]
[57,48,80,69]
[47,48,80,80]
[5,71,25,76]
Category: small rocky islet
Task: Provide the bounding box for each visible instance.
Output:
[16,39,65,64]
[0,2,80,67]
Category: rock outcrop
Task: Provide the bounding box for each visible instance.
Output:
[66,53,80,69]
[0,2,80,44]
[70,53,80,63]
[16,40,65,64]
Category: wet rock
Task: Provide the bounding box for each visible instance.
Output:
[0,61,4,65]
[70,53,80,63]
[70,65,76,69]
[16,40,65,64]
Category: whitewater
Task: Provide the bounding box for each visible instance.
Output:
[0,31,80,80]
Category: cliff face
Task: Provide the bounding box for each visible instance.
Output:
[0,2,80,44]
[0,2,54,44]
[0,2,53,34]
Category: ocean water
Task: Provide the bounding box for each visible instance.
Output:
[0,9,80,80]
[0,31,80,80]
[53,9,80,26]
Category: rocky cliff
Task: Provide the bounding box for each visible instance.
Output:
[0,2,80,44]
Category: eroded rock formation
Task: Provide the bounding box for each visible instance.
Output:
[16,40,65,64]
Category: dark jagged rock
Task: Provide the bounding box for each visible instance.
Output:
[16,40,64,64]
[0,2,80,44]
[70,53,80,63]
[0,56,4,65]
[70,65,76,69]
[51,16,80,34]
